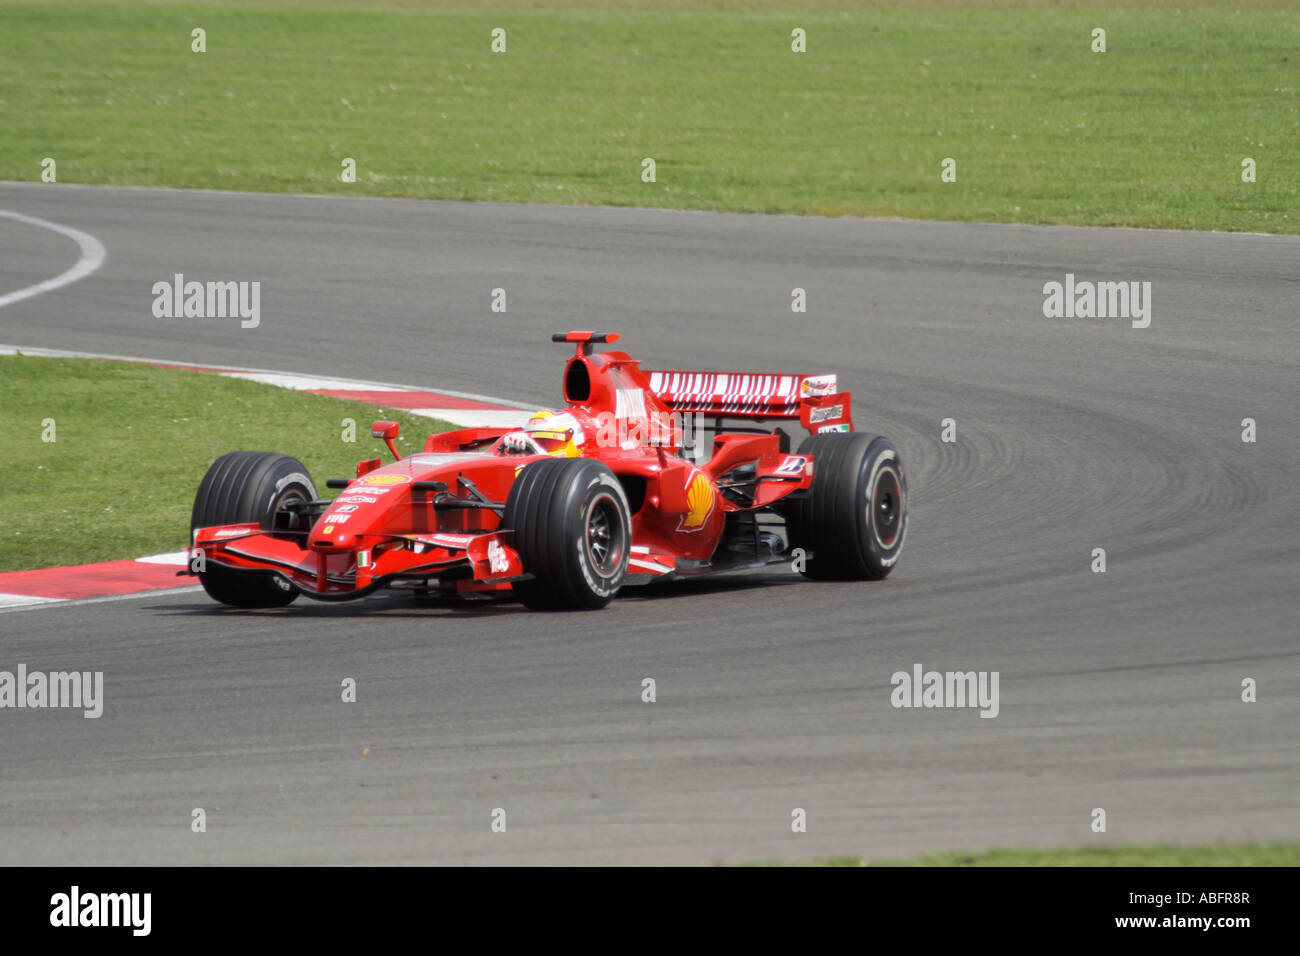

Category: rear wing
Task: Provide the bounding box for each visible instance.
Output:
[644,370,853,433]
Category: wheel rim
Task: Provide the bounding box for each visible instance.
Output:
[584,492,625,575]
[870,467,902,549]
[270,484,311,532]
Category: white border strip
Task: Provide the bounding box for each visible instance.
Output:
[0,344,537,411]
[408,408,531,428]
[0,593,63,609]
[0,586,204,615]
[136,551,190,566]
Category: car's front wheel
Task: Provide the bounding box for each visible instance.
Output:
[191,451,316,607]
[504,458,631,610]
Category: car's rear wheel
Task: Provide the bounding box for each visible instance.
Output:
[191,451,316,607]
[787,432,907,580]
[504,458,631,610]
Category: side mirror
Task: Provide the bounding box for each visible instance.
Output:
[372,420,400,460]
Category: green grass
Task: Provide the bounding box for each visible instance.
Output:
[749,843,1300,866]
[0,355,458,572]
[0,1,1294,232]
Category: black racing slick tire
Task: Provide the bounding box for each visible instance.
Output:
[190,451,317,607]
[504,458,631,610]
[788,432,907,581]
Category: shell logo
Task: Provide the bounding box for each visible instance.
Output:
[678,471,715,532]
[358,474,410,486]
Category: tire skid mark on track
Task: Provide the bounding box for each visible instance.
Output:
[851,370,1286,604]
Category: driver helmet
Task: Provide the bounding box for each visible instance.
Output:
[524,409,583,458]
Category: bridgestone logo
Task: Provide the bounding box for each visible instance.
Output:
[809,404,843,423]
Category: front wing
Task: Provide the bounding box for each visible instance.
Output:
[190,524,526,599]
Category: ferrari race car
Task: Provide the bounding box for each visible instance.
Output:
[188,332,907,610]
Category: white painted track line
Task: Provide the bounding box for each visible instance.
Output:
[0,209,107,308]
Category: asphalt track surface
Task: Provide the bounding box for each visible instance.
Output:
[1,182,1297,865]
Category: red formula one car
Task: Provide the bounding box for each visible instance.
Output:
[188,332,907,609]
